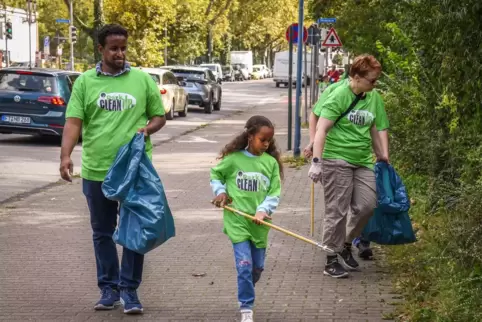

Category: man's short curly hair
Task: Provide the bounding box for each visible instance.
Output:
[98,24,128,47]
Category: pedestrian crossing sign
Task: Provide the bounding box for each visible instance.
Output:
[322,27,342,47]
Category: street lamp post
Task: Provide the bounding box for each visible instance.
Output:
[69,0,74,71]
[25,0,37,69]
[294,0,304,157]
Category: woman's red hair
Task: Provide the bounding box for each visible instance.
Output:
[349,54,382,77]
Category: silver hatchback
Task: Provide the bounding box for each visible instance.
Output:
[169,67,222,114]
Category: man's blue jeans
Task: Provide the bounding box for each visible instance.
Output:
[83,179,144,290]
[233,240,266,310]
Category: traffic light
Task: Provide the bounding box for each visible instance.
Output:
[70,25,77,43]
[5,21,12,40]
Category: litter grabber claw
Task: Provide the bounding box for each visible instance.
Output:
[221,204,335,253]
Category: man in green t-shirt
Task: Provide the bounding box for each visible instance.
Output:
[59,24,166,314]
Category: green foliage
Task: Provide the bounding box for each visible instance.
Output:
[311,0,482,321]
[332,53,343,65]
[31,0,299,67]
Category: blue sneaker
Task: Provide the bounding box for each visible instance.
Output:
[94,287,120,310]
[120,288,143,314]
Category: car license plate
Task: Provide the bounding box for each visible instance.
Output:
[184,83,195,87]
[1,115,31,124]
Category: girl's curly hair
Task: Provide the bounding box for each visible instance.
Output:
[219,115,284,179]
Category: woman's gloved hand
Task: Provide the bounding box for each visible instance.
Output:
[308,160,323,183]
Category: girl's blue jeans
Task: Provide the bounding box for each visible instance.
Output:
[232,240,266,310]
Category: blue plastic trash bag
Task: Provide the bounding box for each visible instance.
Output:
[102,133,175,255]
[362,162,416,245]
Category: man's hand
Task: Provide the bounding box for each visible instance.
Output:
[137,127,150,137]
[138,116,166,138]
[253,211,272,225]
[211,193,230,208]
[59,156,74,182]
[60,118,82,182]
[303,142,314,158]
[308,161,323,183]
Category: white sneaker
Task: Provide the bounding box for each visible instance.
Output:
[240,309,254,322]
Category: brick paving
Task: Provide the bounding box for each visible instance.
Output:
[0,98,397,321]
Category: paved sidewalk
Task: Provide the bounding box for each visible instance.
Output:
[0,99,396,321]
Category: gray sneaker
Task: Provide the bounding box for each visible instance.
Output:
[323,256,349,278]
[339,244,360,270]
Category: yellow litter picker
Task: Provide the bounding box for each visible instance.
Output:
[221,204,334,253]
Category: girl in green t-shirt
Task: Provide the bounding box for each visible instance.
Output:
[210,115,283,322]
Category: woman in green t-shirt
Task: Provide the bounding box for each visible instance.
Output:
[210,115,283,322]
[308,55,390,278]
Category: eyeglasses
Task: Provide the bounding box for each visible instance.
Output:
[363,76,378,85]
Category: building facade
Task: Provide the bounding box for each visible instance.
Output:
[0,6,38,66]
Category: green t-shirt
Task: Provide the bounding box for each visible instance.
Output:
[318,82,389,168]
[210,151,282,248]
[66,68,165,181]
[313,78,348,116]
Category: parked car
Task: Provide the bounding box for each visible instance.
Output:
[170,67,222,114]
[222,65,235,82]
[250,66,265,80]
[0,68,81,137]
[199,63,223,82]
[253,64,270,78]
[138,67,188,120]
[232,63,250,81]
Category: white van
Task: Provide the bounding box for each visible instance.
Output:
[200,63,223,82]
[230,51,253,74]
[273,50,325,87]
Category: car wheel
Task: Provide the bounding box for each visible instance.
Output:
[166,100,175,120]
[276,82,280,88]
[204,95,213,114]
[178,99,188,117]
[213,92,221,111]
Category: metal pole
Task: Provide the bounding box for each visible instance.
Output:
[314,40,320,102]
[311,43,317,105]
[28,1,32,69]
[294,0,304,157]
[325,47,329,76]
[69,0,74,71]
[287,26,293,151]
[4,6,8,68]
[164,23,167,66]
[303,43,307,124]
[309,45,316,108]
[310,25,320,108]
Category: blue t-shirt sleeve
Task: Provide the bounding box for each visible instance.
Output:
[256,160,281,215]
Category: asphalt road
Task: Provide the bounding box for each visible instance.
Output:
[0,78,289,203]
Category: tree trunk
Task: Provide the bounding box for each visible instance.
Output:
[92,0,105,62]
[206,26,213,63]
[64,0,104,62]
